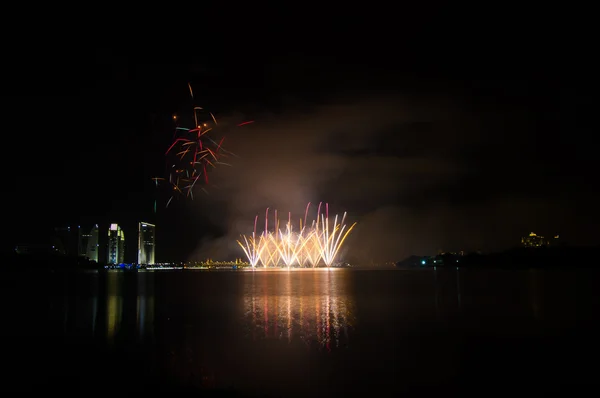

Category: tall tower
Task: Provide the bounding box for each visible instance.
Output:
[107,224,125,264]
[138,222,156,265]
[78,224,100,262]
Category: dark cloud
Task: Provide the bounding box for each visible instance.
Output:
[185,90,589,263]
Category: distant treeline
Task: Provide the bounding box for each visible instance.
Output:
[396,246,600,269]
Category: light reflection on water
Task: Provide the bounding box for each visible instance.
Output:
[101,270,155,345]
[136,271,155,340]
[3,267,600,395]
[106,271,123,344]
[242,270,356,350]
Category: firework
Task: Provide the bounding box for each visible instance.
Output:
[237,202,356,268]
[153,83,254,209]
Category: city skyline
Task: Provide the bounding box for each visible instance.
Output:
[21,218,576,265]
[3,12,597,261]
[35,221,157,264]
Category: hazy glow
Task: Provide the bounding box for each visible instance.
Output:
[237,202,356,267]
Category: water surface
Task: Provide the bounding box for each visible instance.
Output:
[2,268,599,396]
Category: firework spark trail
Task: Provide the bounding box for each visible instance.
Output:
[236,215,263,267]
[237,203,356,268]
[275,212,307,268]
[316,212,357,266]
[152,82,253,209]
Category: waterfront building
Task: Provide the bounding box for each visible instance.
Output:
[78,224,99,262]
[138,222,156,265]
[107,223,125,264]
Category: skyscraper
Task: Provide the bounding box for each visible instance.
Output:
[107,223,125,264]
[78,224,99,262]
[138,222,156,265]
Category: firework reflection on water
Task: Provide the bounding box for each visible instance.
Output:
[242,270,356,351]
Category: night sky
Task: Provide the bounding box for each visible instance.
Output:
[3,6,597,262]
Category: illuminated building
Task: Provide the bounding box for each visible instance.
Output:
[78,224,99,262]
[107,223,125,264]
[521,232,547,248]
[137,222,156,265]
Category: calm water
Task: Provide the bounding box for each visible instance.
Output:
[2,268,600,396]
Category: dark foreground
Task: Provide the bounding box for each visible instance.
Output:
[1,267,599,396]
